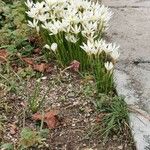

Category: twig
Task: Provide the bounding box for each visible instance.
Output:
[40,111,45,131]
[23,108,26,128]
[128,105,150,121]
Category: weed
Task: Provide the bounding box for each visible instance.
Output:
[19,127,42,149]
[27,80,50,113]
[0,0,30,46]
[0,143,14,150]
[95,95,129,138]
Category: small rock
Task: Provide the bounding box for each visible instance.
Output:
[73,101,79,105]
[72,123,76,127]
[41,76,47,80]
[118,145,123,149]
[68,92,75,98]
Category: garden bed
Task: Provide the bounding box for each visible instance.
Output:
[0,64,135,149]
[0,0,135,149]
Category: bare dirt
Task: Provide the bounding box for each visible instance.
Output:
[0,66,135,150]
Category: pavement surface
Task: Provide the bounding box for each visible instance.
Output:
[101,0,150,149]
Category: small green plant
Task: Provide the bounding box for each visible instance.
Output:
[27,81,42,113]
[101,96,129,137]
[0,0,30,46]
[27,80,50,113]
[17,66,36,78]
[0,63,21,93]
[19,128,42,149]
[0,143,14,150]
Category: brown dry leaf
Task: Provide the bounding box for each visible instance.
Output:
[32,110,59,128]
[0,49,9,62]
[9,123,17,135]
[33,63,49,72]
[34,48,41,54]
[22,57,34,65]
[70,60,80,72]
[96,113,106,123]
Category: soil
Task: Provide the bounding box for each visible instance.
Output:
[0,66,135,150]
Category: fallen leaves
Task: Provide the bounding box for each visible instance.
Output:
[61,60,80,74]
[22,57,34,65]
[21,57,52,73]
[33,63,49,73]
[32,110,59,129]
[9,123,17,135]
[70,60,80,72]
[0,49,9,62]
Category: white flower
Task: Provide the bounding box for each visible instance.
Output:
[81,22,98,40]
[80,40,96,55]
[42,20,69,35]
[101,42,119,54]
[26,1,49,20]
[26,0,116,60]
[25,0,33,8]
[44,44,51,50]
[104,62,114,71]
[51,43,58,51]
[65,34,78,43]
[28,19,40,33]
[110,49,120,60]
[28,19,38,28]
[82,22,98,34]
[71,25,81,34]
[38,13,49,22]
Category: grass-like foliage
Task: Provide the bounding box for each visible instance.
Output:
[26,0,120,94]
[95,95,129,137]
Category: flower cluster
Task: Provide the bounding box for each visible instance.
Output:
[26,0,119,94]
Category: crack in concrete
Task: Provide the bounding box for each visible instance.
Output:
[133,60,150,65]
[109,6,150,9]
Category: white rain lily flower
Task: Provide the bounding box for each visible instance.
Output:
[42,21,60,35]
[82,22,98,33]
[51,43,58,52]
[26,8,37,19]
[28,19,40,33]
[65,34,78,43]
[104,62,114,71]
[110,50,120,60]
[81,22,98,39]
[28,19,38,28]
[101,42,119,54]
[26,0,116,62]
[38,13,49,22]
[80,40,97,55]
[94,39,105,54]
[42,20,69,35]
[71,25,81,34]
[44,44,51,50]
[26,1,49,19]
[25,0,33,8]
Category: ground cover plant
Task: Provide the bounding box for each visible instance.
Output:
[0,0,135,149]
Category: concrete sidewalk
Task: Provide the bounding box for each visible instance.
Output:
[102,0,150,149]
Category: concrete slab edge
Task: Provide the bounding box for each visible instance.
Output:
[114,69,150,150]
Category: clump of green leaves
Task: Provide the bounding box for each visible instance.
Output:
[27,81,50,113]
[95,95,129,137]
[0,143,14,150]
[0,0,30,46]
[19,128,43,149]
